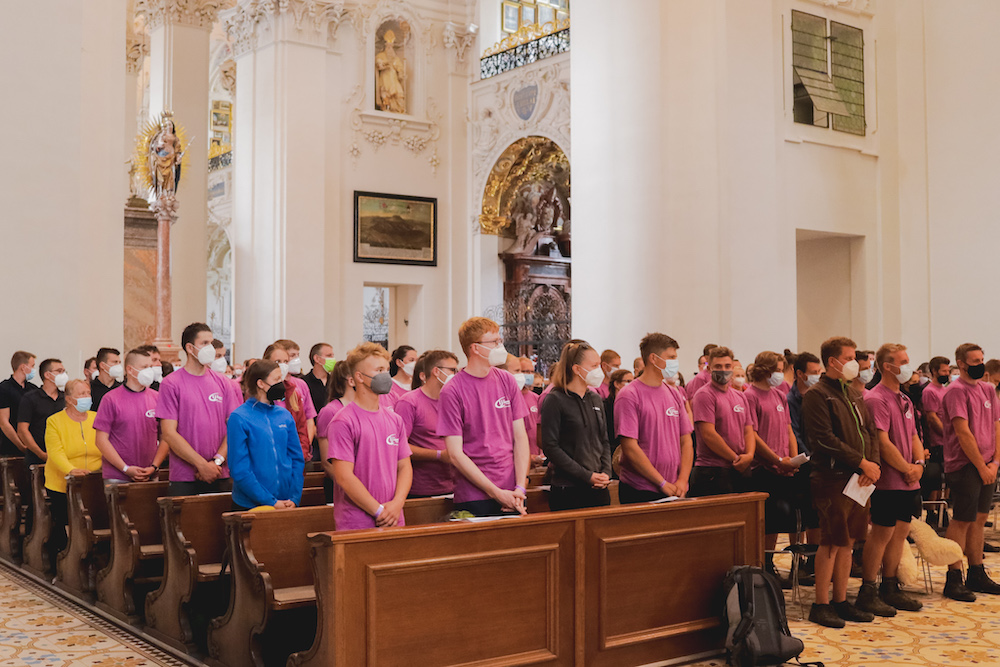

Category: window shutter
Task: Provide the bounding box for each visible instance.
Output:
[830,21,865,135]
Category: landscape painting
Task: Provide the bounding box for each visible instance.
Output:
[354,191,437,266]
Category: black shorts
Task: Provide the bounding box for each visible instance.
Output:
[869,489,921,527]
[751,468,798,534]
[689,466,753,498]
[946,463,996,522]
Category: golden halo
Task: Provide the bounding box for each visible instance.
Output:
[133,111,189,197]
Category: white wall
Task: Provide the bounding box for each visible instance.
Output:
[0,0,125,376]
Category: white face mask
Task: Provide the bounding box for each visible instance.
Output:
[195,343,216,366]
[107,363,125,381]
[514,372,526,390]
[893,363,913,384]
[605,365,619,377]
[919,376,930,385]
[53,372,69,391]
[279,362,289,381]
[858,367,874,384]
[436,369,453,386]
[805,374,821,387]
[839,359,860,382]
[654,355,679,380]
[287,357,302,375]
[136,367,157,388]
[523,373,535,388]
[951,373,960,383]
[402,361,416,377]
[211,357,228,373]
[90,369,100,381]
[479,343,508,367]
[767,372,784,388]
[153,365,164,383]
[733,376,746,388]
[580,366,605,388]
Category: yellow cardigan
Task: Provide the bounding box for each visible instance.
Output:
[44,410,101,494]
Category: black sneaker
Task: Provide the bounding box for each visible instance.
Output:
[854,582,897,617]
[879,577,922,612]
[984,542,1000,553]
[833,600,875,623]
[809,603,846,628]
[944,569,977,602]
[966,565,1000,595]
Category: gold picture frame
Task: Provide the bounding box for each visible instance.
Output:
[521,4,536,27]
[502,2,520,33]
[538,4,555,25]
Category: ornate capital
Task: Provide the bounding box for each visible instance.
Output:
[139,0,225,30]
[443,22,477,65]
[222,0,347,58]
[126,31,148,74]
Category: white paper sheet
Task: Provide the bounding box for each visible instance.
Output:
[648,496,682,504]
[842,472,876,506]
[789,453,810,467]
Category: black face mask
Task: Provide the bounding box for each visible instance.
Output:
[937,374,949,385]
[967,364,987,381]
[265,382,286,402]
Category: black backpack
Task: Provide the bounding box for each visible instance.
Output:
[721,566,822,667]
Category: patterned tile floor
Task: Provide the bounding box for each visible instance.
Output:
[688,528,1000,667]
[0,566,191,667]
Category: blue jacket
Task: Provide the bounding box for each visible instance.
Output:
[227,398,304,509]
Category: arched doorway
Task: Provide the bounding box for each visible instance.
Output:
[480,136,570,371]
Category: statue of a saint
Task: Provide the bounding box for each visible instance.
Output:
[375,29,407,114]
[148,113,184,198]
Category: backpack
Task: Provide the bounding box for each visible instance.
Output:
[721,566,822,667]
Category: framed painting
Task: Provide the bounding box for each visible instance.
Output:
[538,5,556,26]
[354,191,437,266]
[521,4,536,27]
[502,2,521,33]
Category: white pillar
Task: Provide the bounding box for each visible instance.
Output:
[224,0,345,356]
[0,0,126,370]
[143,0,216,346]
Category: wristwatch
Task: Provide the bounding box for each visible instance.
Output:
[213,455,225,466]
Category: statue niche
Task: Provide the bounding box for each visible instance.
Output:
[375,21,409,114]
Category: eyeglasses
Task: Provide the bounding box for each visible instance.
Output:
[476,339,503,349]
[436,367,458,375]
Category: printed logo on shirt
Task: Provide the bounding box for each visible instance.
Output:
[208,393,224,403]
[987,400,993,410]
[278,424,287,428]
[386,434,400,446]
[665,407,680,418]
[494,397,512,410]
[733,405,745,413]
[145,409,156,419]
[905,410,913,420]
[530,406,538,413]
[776,405,785,413]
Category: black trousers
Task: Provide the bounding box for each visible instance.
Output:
[454,498,505,517]
[617,481,666,505]
[47,490,68,573]
[548,485,611,511]
[168,478,232,497]
[689,466,753,498]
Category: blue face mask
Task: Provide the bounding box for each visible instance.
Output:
[74,396,93,412]
[25,368,35,381]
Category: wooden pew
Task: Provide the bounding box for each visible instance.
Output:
[55,472,110,600]
[207,506,336,667]
[290,492,766,667]
[96,480,170,621]
[145,484,328,653]
[21,465,51,578]
[402,486,551,525]
[0,457,30,564]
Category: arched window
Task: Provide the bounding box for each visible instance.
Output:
[502,0,568,34]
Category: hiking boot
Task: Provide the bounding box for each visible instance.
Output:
[966,565,1000,595]
[879,577,922,612]
[833,600,875,623]
[808,603,846,628]
[944,569,977,602]
[854,582,896,617]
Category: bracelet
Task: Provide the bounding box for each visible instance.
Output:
[436,450,442,460]
[659,479,669,490]
[374,504,384,518]
[514,485,526,494]
[122,464,130,474]
[915,459,925,466]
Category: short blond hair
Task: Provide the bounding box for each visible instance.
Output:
[458,317,499,357]
[876,343,907,371]
[64,378,88,397]
[345,342,391,376]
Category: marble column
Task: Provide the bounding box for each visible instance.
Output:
[223,0,346,356]
[142,0,218,355]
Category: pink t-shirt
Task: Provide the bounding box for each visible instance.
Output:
[317,398,348,441]
[865,383,920,491]
[437,368,529,503]
[921,382,947,450]
[778,381,792,396]
[156,368,238,482]
[596,382,611,400]
[395,389,454,496]
[615,380,693,492]
[287,376,317,420]
[692,383,753,467]
[744,385,791,473]
[521,389,541,456]
[942,380,1000,474]
[538,383,554,410]
[328,402,411,530]
[685,371,711,402]
[386,380,409,408]
[93,386,159,481]
[229,377,245,405]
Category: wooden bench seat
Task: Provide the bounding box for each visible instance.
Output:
[21,465,51,578]
[56,472,110,600]
[0,457,30,564]
[96,480,170,621]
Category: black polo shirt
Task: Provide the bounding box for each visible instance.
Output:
[17,388,64,465]
[90,377,121,412]
[303,370,329,413]
[0,376,36,456]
